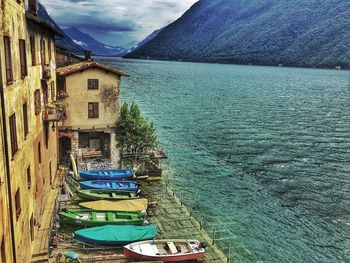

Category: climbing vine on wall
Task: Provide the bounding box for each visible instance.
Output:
[100,84,120,112]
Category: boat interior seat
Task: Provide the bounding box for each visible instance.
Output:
[96,213,107,221]
[167,242,178,254]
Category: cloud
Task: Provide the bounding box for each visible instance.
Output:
[40,0,198,46]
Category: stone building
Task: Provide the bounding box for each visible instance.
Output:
[0,0,62,262]
[56,61,128,167]
[55,45,83,68]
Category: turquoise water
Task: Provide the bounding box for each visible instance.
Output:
[98,57,350,263]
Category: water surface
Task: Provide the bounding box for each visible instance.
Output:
[97,57,350,263]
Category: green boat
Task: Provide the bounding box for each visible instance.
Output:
[58,209,144,227]
[76,189,140,201]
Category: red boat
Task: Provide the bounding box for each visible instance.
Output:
[123,239,207,262]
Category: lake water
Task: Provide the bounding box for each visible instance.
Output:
[97,57,350,263]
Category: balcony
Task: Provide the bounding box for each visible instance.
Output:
[43,103,67,122]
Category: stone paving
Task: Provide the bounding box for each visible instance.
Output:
[31,166,65,263]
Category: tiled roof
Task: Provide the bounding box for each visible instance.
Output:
[56,61,129,77]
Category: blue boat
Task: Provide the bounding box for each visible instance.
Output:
[79,169,135,180]
[79,180,140,191]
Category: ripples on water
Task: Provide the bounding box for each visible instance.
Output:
[98,57,350,263]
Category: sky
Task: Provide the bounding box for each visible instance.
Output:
[40,0,198,47]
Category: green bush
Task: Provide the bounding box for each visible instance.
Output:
[115,102,158,154]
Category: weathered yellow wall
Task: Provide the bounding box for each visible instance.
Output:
[61,68,121,129]
[0,1,58,262]
[0,105,13,263]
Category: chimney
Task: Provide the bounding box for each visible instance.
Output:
[28,0,37,15]
[84,51,92,61]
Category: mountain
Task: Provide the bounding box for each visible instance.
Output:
[62,27,125,56]
[37,3,85,53]
[126,0,350,68]
[119,27,164,57]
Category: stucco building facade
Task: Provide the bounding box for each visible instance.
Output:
[56,61,128,167]
[0,0,62,262]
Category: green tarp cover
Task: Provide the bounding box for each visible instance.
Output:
[75,225,157,242]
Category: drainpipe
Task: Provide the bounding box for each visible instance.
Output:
[0,56,17,262]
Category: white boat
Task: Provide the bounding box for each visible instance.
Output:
[123,239,207,262]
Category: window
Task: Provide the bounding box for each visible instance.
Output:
[88,79,99,89]
[19,39,27,77]
[42,81,48,105]
[4,36,13,83]
[27,165,31,189]
[23,103,29,137]
[15,189,21,219]
[9,114,18,157]
[34,90,41,115]
[30,214,34,241]
[50,81,55,100]
[40,39,46,65]
[1,236,5,263]
[44,123,49,149]
[38,142,41,163]
[88,102,99,118]
[30,36,36,66]
[48,40,52,61]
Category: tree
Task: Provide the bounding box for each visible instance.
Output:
[115,102,158,154]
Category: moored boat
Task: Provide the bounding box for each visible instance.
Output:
[74,225,157,246]
[79,169,135,180]
[123,239,207,262]
[79,180,140,191]
[58,209,144,227]
[79,199,148,212]
[76,189,140,201]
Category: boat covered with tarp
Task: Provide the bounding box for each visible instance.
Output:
[74,225,157,246]
[79,199,148,212]
[79,169,135,180]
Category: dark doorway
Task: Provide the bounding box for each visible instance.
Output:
[59,136,71,164]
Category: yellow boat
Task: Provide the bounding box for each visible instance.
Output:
[79,198,148,212]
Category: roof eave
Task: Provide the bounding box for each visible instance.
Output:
[26,12,65,38]
[57,64,129,77]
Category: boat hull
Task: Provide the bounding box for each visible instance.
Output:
[77,189,139,201]
[58,210,144,227]
[124,248,205,262]
[79,199,148,212]
[79,180,140,191]
[124,240,205,262]
[79,169,135,180]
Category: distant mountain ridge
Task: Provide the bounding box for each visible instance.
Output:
[37,3,85,53]
[126,0,350,68]
[63,26,163,57]
[119,28,164,57]
[37,2,164,57]
[62,27,125,56]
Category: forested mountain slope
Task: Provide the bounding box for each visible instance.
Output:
[126,0,350,68]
